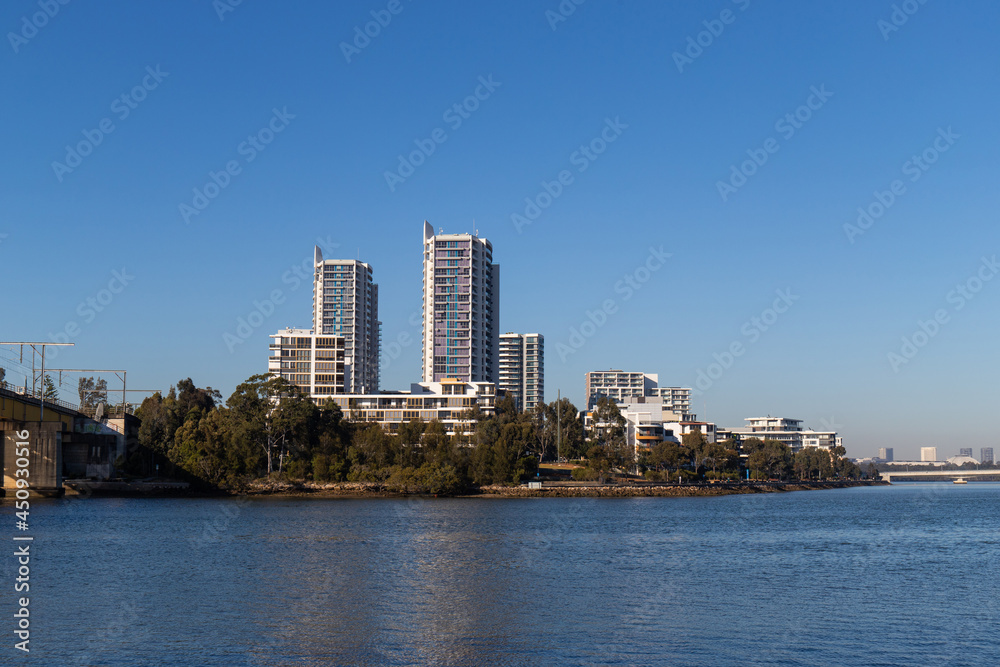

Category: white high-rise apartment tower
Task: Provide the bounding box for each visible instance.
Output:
[313,246,380,394]
[499,333,544,411]
[422,221,500,383]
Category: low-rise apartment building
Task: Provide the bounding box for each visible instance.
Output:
[585,370,658,409]
[324,379,497,437]
[730,417,838,453]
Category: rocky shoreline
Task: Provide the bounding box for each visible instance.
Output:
[236,479,886,499]
[474,480,887,497]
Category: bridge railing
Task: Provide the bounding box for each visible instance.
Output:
[0,381,134,417]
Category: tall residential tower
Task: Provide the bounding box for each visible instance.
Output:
[499,333,544,411]
[313,246,380,394]
[422,222,499,383]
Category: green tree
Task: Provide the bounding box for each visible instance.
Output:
[587,396,631,477]
[586,445,612,483]
[225,374,301,476]
[747,439,792,480]
[532,397,585,461]
[78,376,108,411]
[43,374,58,400]
[683,430,710,476]
[394,418,424,466]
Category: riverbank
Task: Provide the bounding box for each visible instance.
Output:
[235,479,886,498]
[48,478,886,498]
[475,480,887,497]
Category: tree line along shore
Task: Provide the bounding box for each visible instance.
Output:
[122,375,871,497]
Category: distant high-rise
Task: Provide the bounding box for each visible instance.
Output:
[920,446,938,462]
[313,247,380,393]
[878,447,894,462]
[982,447,994,464]
[422,222,499,383]
[498,333,544,412]
[960,448,973,458]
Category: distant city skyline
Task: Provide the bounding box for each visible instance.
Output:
[3,1,1000,461]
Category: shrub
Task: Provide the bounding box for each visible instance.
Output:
[385,463,466,495]
[312,454,330,482]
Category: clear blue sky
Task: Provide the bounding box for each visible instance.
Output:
[2,0,998,460]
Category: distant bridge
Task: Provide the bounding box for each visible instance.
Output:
[880,469,1000,483]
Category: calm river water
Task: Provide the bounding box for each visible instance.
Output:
[8,483,1000,666]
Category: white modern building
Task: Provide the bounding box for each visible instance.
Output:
[920,446,938,462]
[649,386,692,415]
[323,379,497,437]
[269,331,496,436]
[592,395,716,459]
[585,370,659,410]
[731,417,838,453]
[313,246,380,393]
[422,222,500,384]
[498,332,544,412]
[268,328,347,396]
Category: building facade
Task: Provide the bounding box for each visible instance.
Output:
[982,447,994,464]
[878,447,894,462]
[268,328,347,396]
[422,222,500,384]
[498,333,544,412]
[312,247,380,394]
[730,417,838,453]
[323,379,496,437]
[920,446,938,462]
[649,386,692,415]
[584,370,659,410]
[960,447,973,458]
